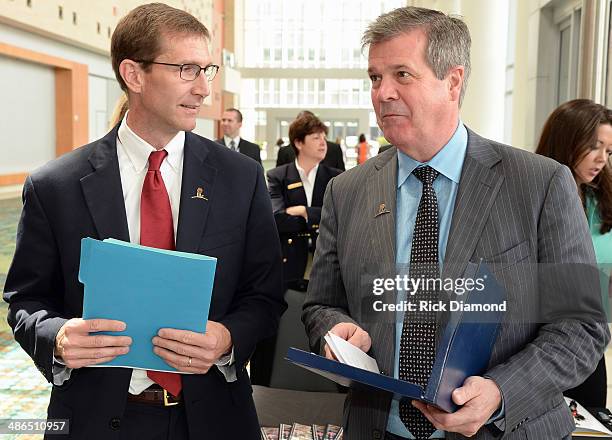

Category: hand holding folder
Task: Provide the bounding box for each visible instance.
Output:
[287,261,505,414]
[79,238,217,372]
[54,317,133,369]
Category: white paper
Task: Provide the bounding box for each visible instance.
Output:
[564,396,612,437]
[324,332,379,373]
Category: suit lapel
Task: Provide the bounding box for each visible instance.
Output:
[442,130,504,282]
[80,126,130,242]
[175,133,217,253]
[286,162,308,206]
[367,151,397,377]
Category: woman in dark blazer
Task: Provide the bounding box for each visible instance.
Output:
[249,114,342,386]
[267,113,343,290]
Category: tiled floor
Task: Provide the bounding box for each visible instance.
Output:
[0,195,611,440]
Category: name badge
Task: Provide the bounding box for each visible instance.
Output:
[287,182,303,190]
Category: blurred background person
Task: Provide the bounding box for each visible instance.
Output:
[536,98,612,408]
[276,110,345,171]
[357,133,369,165]
[216,107,262,165]
[249,113,342,386]
[268,113,342,290]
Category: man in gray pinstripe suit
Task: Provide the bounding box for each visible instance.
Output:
[302,6,609,440]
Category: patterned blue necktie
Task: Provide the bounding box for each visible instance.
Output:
[399,165,440,439]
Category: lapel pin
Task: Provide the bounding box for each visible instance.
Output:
[191,187,208,201]
[375,203,391,218]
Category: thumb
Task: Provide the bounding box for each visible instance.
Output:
[347,330,371,352]
[330,323,353,340]
[452,377,479,406]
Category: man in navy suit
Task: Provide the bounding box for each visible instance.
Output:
[216,108,262,165]
[3,4,284,440]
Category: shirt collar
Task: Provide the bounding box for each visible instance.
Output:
[117,111,185,173]
[397,121,467,189]
[295,159,319,182]
[224,135,241,146]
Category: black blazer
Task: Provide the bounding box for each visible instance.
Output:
[216,137,262,165]
[266,163,342,282]
[377,144,394,155]
[4,126,285,439]
[276,141,345,171]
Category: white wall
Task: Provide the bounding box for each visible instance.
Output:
[193,118,216,140]
[0,56,55,174]
[89,75,123,141]
[1,21,125,149]
[458,0,510,143]
[0,22,114,79]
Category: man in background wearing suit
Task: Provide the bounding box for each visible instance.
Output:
[217,107,262,165]
[303,6,608,440]
[276,111,346,171]
[4,4,284,439]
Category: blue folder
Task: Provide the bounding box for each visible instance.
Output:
[287,261,505,412]
[79,238,217,372]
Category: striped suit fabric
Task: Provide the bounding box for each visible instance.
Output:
[302,129,609,440]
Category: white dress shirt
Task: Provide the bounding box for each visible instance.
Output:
[223,135,241,151]
[53,114,235,391]
[294,159,319,207]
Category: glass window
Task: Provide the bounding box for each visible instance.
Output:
[554,8,581,105]
[333,122,345,142]
[557,22,571,105]
[279,120,290,139]
[346,121,359,137]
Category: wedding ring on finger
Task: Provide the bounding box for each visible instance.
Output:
[187,356,192,368]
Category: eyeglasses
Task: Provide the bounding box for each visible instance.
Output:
[135,60,220,81]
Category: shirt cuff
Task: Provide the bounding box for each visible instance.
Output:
[52,354,73,386]
[488,399,505,423]
[214,347,236,382]
[484,380,505,430]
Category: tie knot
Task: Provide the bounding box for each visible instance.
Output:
[413,165,439,185]
[148,150,168,171]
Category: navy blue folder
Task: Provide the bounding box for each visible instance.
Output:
[287,261,505,412]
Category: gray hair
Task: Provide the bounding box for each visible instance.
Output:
[362,6,471,105]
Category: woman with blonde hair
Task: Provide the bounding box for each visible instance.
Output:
[108,93,129,129]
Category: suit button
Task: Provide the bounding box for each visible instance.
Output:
[288,239,293,244]
[109,418,121,430]
[282,258,287,263]
[372,429,382,439]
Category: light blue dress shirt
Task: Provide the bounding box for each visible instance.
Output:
[386,122,467,439]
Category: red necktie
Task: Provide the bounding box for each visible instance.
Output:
[141,149,182,397]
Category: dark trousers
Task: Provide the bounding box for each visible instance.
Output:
[565,356,607,408]
[249,334,277,386]
[119,401,189,440]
